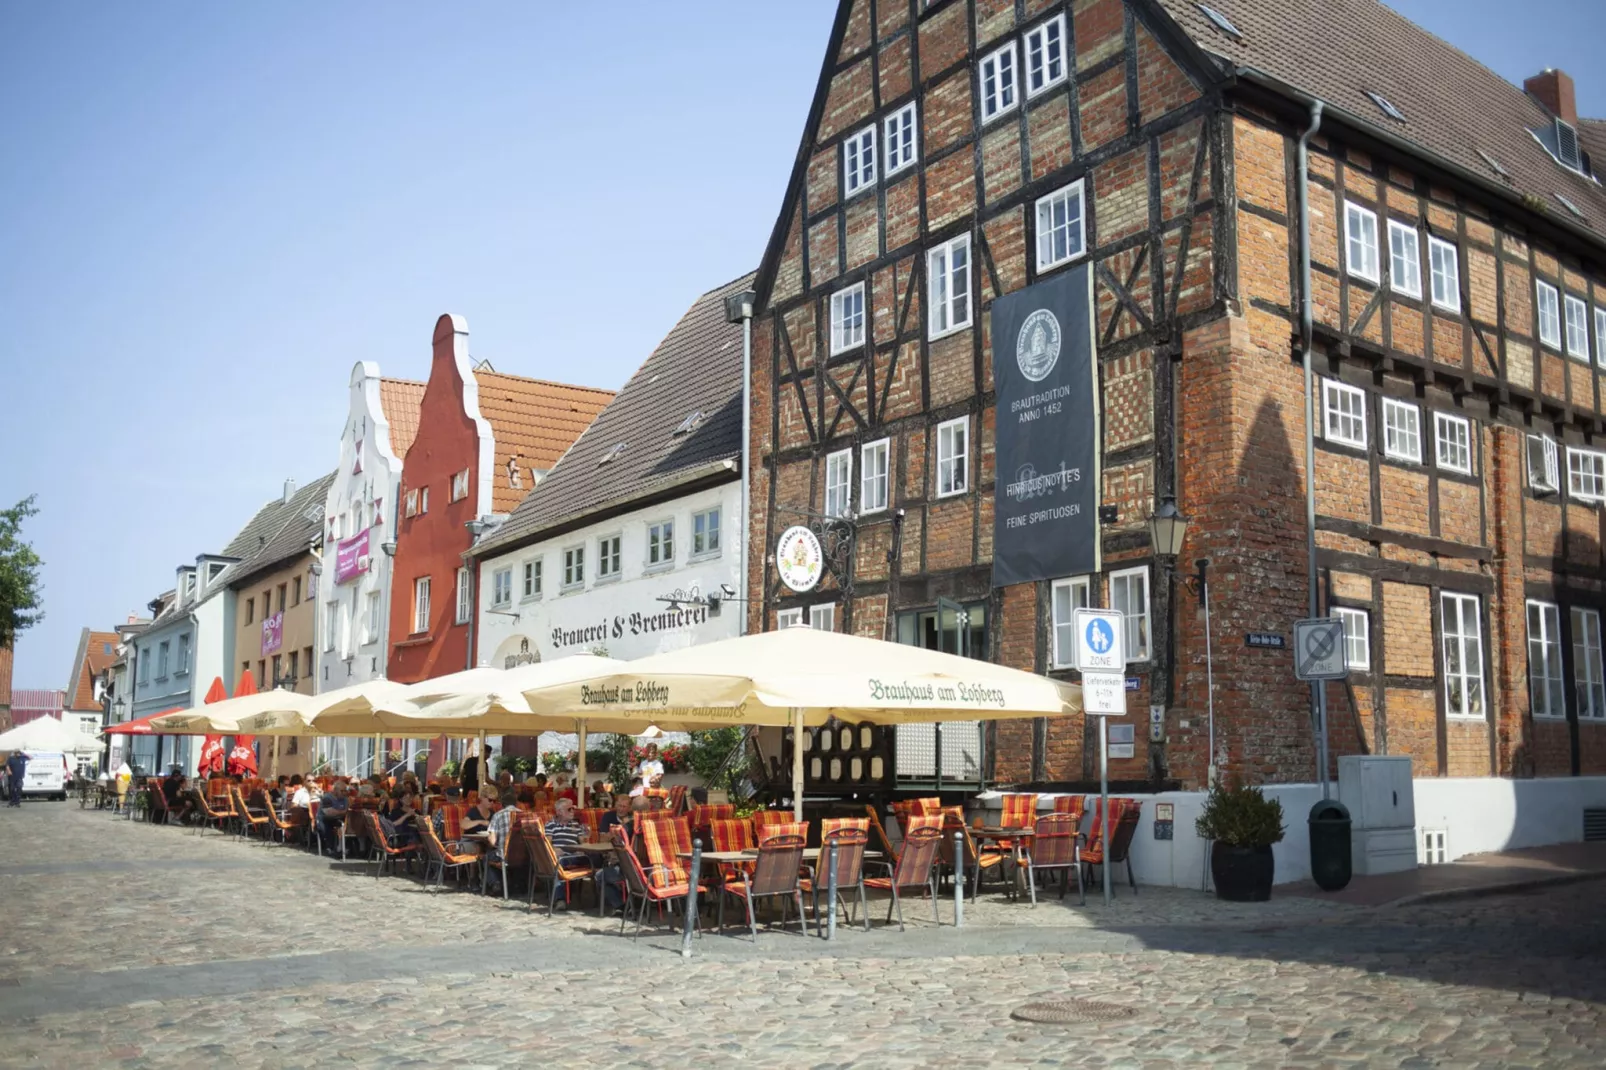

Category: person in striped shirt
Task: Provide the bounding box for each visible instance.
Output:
[544,798,590,871]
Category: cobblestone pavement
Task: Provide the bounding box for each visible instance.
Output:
[2,803,1602,1068]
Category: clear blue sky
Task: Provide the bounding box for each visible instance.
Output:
[2,0,1602,688]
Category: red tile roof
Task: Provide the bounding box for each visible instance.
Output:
[68,630,120,711]
[472,371,615,514]
[379,378,426,459]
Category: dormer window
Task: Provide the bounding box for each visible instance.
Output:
[1530,118,1593,178]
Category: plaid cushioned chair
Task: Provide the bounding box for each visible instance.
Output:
[577,808,608,842]
[999,793,1040,839]
[642,786,670,809]
[719,833,806,940]
[863,825,942,931]
[640,817,695,889]
[938,814,1011,900]
[689,803,735,829]
[614,829,707,940]
[417,820,482,891]
[1078,798,1142,903]
[1019,812,1081,904]
[1052,795,1087,822]
[520,823,594,913]
[666,784,687,814]
[483,811,534,899]
[438,804,466,846]
[265,800,308,846]
[364,810,420,879]
[750,810,798,842]
[864,805,899,858]
[799,826,870,934]
[758,820,808,846]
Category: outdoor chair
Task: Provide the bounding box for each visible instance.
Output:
[708,817,756,883]
[577,807,608,841]
[666,784,687,814]
[939,815,1012,900]
[798,826,870,934]
[639,816,695,889]
[998,793,1040,845]
[363,810,419,879]
[719,833,807,940]
[1053,795,1087,822]
[864,805,899,858]
[266,802,309,846]
[146,784,170,825]
[521,823,594,913]
[483,811,534,900]
[751,809,799,843]
[614,830,707,941]
[863,825,942,931]
[1019,812,1081,904]
[231,787,270,842]
[195,788,236,836]
[417,820,482,891]
[757,820,808,846]
[688,803,734,829]
[1076,799,1143,903]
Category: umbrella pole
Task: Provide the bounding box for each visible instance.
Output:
[271,737,279,779]
[374,733,382,780]
[576,722,587,807]
[478,730,487,789]
[792,707,804,821]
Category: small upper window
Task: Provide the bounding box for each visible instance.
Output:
[1527,434,1559,494]
[1536,280,1561,349]
[491,568,512,608]
[450,469,470,502]
[1345,202,1380,284]
[860,438,890,515]
[563,546,585,588]
[1567,447,1606,504]
[1381,398,1421,463]
[936,416,969,497]
[884,103,917,176]
[927,234,972,338]
[1334,607,1369,671]
[1563,294,1589,359]
[1387,220,1421,298]
[1478,148,1511,180]
[522,559,543,599]
[1597,308,1606,368]
[1365,90,1406,122]
[405,489,419,517]
[825,449,853,519]
[1434,412,1472,475]
[692,507,721,556]
[830,283,866,355]
[1428,236,1460,312]
[598,535,622,579]
[1035,180,1086,271]
[648,520,674,567]
[1323,379,1367,449]
[1049,576,1092,669]
[844,124,876,196]
[979,41,1018,122]
[1024,14,1067,98]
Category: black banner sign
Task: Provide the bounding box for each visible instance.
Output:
[991,265,1099,587]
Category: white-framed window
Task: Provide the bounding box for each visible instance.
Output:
[1387,219,1421,298]
[1536,280,1561,349]
[1563,294,1589,359]
[884,103,917,176]
[1024,14,1067,98]
[692,507,721,556]
[325,601,339,650]
[405,489,419,517]
[522,559,542,599]
[860,438,890,514]
[1573,607,1605,720]
[1344,201,1380,284]
[455,567,472,624]
[1528,434,1559,493]
[337,603,351,659]
[936,416,969,497]
[450,468,470,502]
[1035,180,1086,271]
[363,590,381,644]
[1322,379,1367,449]
[927,234,972,338]
[776,608,804,629]
[1427,236,1460,312]
[176,633,191,676]
[979,40,1018,121]
[1110,566,1151,662]
[413,577,431,634]
[843,124,876,196]
[1597,307,1606,368]
[1566,446,1606,503]
[830,283,865,354]
[1527,600,1565,719]
[419,486,429,514]
[810,603,837,631]
[491,567,512,608]
[1334,606,1370,670]
[1434,412,1472,474]
[562,546,585,588]
[1049,576,1092,669]
[1441,592,1485,719]
[598,534,622,579]
[647,520,674,567]
[1381,398,1421,462]
[825,448,853,518]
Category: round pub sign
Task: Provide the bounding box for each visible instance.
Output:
[776,525,824,593]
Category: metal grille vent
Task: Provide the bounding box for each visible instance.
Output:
[1584,808,1606,843]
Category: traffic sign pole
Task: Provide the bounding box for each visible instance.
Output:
[1099,716,1111,906]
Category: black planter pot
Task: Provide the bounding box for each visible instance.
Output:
[1211,842,1275,901]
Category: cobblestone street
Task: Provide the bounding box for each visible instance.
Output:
[2,804,1603,1068]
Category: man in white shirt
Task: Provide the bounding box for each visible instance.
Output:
[289,774,312,810]
[636,743,665,784]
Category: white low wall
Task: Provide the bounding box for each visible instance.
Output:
[974,775,1606,889]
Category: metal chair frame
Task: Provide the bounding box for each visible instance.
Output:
[1020,812,1082,905]
[719,833,807,941]
[863,825,942,931]
[800,827,870,934]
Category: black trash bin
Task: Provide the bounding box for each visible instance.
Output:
[1308,800,1352,891]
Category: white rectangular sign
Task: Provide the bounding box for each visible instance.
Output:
[1073,608,1125,672]
[1081,671,1127,715]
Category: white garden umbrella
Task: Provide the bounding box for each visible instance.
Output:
[0,715,83,754]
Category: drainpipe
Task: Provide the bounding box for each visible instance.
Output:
[725,288,758,636]
[1298,99,1331,800]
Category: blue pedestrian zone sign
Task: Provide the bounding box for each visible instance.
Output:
[1073,608,1125,672]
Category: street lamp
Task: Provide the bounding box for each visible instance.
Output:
[1148,493,1189,559]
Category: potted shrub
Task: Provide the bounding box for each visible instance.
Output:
[1195,781,1285,902]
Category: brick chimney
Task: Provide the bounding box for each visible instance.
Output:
[1524,68,1577,126]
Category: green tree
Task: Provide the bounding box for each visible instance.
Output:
[0,495,43,647]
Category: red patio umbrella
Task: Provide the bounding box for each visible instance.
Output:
[102,708,184,735]
[227,671,260,776]
[198,677,229,775]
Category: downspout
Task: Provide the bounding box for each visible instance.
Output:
[1298,99,1330,800]
[740,309,752,637]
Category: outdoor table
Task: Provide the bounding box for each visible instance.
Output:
[678,849,884,863]
[572,841,616,854]
[969,827,1034,898]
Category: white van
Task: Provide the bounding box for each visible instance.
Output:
[22,751,70,800]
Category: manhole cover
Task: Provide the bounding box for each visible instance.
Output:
[1011,1000,1136,1024]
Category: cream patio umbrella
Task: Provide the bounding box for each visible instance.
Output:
[519,627,1082,818]
[151,688,318,736]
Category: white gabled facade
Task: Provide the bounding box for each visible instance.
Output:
[319,361,409,693]
[475,479,741,670]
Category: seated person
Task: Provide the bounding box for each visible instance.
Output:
[589,780,609,810]
[317,783,350,853]
[598,792,634,839]
[553,774,578,805]
[288,774,312,811]
[484,788,522,892]
[160,769,185,823]
[514,786,536,812]
[626,776,645,798]
[464,792,494,833]
[268,775,289,807]
[543,799,592,908]
[378,788,420,847]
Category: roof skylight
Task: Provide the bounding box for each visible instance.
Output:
[598,443,627,466]
[1477,148,1512,181]
[673,411,705,436]
[1196,3,1242,39]
[1554,192,1586,219]
[1365,90,1406,122]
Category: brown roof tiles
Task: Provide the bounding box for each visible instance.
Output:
[472,371,615,515]
[379,378,426,459]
